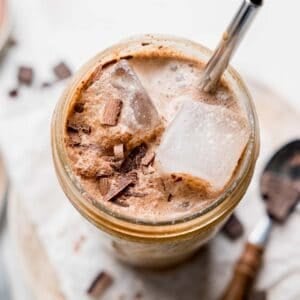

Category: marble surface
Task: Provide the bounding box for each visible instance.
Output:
[0,0,300,299]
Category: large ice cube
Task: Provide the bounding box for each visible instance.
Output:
[157,100,250,191]
[111,59,160,132]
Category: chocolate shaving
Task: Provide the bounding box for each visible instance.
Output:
[67,121,91,134]
[102,59,118,70]
[101,98,123,126]
[53,62,72,80]
[222,213,244,240]
[74,102,85,113]
[120,143,147,173]
[141,151,155,166]
[99,177,110,196]
[103,176,134,201]
[167,194,173,202]
[87,271,113,298]
[114,144,125,160]
[18,66,34,86]
[261,171,299,222]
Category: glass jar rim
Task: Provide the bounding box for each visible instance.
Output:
[52,34,259,234]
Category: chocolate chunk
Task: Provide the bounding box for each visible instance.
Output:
[87,271,113,298]
[120,143,147,173]
[53,62,72,80]
[222,213,244,240]
[167,194,173,202]
[261,172,299,222]
[99,177,110,196]
[141,151,155,166]
[248,290,267,300]
[103,176,134,202]
[8,88,18,98]
[74,102,85,113]
[18,66,34,86]
[67,121,91,134]
[114,144,124,160]
[101,98,123,126]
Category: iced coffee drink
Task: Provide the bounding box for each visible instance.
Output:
[52,35,259,267]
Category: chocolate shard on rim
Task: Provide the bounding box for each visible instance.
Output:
[141,151,155,166]
[114,144,125,160]
[101,98,123,126]
[222,213,244,240]
[99,177,110,196]
[87,271,113,298]
[103,175,135,202]
[53,62,72,80]
[261,171,299,222]
[18,66,34,86]
[120,143,147,173]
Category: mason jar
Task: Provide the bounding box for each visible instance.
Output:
[51,34,260,268]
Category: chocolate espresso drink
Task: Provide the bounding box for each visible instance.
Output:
[53,35,259,267]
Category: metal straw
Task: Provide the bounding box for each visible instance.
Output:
[200,0,263,93]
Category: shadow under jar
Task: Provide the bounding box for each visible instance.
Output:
[51,35,260,268]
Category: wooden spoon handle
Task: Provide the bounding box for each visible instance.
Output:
[220,242,264,300]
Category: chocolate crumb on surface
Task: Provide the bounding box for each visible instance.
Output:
[101,98,123,126]
[103,176,134,201]
[18,66,34,86]
[99,177,110,196]
[222,213,244,240]
[120,143,147,173]
[261,171,299,222]
[87,271,113,298]
[8,88,18,98]
[53,62,72,80]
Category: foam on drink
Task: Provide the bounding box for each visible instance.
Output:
[65,48,250,222]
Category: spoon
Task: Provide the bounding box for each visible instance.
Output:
[221,140,300,300]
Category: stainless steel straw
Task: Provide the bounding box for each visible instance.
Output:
[200,0,263,92]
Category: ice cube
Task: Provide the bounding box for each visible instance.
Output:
[157,100,250,191]
[110,59,160,132]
